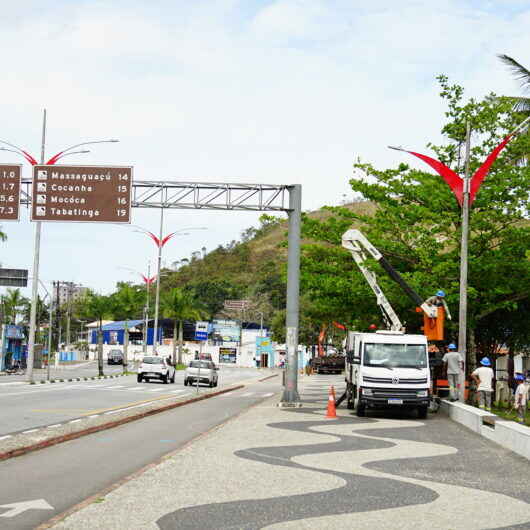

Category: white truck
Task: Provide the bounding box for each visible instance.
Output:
[344,330,430,418]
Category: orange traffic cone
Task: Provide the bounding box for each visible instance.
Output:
[326,386,338,419]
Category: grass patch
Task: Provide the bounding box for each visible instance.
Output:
[491,404,530,426]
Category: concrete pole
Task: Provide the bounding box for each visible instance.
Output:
[280,184,302,405]
[65,282,72,352]
[27,109,46,383]
[458,122,471,402]
[153,207,164,354]
[46,292,53,381]
[143,261,150,355]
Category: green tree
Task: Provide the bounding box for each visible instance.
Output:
[498,54,530,112]
[1,288,28,324]
[80,292,113,376]
[162,288,206,365]
[109,283,143,373]
[301,76,530,372]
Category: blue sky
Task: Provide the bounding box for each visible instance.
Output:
[1,0,529,296]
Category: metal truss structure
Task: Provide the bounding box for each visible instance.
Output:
[20,179,292,212]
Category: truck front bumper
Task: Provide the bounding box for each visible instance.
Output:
[360,388,429,408]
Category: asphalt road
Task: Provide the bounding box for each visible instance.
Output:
[0,376,281,529]
[0,361,124,383]
[0,366,263,436]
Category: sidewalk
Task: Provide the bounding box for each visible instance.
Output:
[50,376,530,530]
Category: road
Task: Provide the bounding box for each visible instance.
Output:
[0,366,262,436]
[0,361,123,384]
[0,375,281,529]
[47,374,530,530]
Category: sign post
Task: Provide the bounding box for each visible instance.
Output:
[31,165,132,223]
[0,165,21,221]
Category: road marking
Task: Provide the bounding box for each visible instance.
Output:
[87,415,100,419]
[170,389,187,394]
[220,391,238,398]
[262,392,274,397]
[22,429,39,434]
[47,424,62,428]
[68,419,82,424]
[106,385,125,389]
[148,388,166,392]
[0,435,12,441]
[241,392,254,397]
[0,499,54,518]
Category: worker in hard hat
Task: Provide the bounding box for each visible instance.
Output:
[442,343,463,401]
[425,290,452,320]
[471,358,494,411]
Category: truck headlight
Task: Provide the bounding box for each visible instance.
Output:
[417,390,428,397]
[362,388,373,396]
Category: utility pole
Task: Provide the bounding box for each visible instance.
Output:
[65,282,72,353]
[280,185,302,406]
[143,262,150,355]
[47,291,53,381]
[153,207,164,355]
[26,109,46,383]
[458,122,471,402]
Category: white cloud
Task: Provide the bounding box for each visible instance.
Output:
[1,0,530,294]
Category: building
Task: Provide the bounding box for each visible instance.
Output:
[53,282,88,306]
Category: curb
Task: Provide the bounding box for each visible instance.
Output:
[29,373,128,385]
[38,391,281,530]
[258,374,279,382]
[0,384,245,463]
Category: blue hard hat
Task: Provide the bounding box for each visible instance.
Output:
[436,290,446,297]
[448,343,457,350]
[515,374,525,382]
[480,357,491,367]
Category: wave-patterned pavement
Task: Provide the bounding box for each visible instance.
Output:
[55,378,530,529]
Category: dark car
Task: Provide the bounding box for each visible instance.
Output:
[107,349,124,365]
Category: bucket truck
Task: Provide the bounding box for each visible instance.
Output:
[339,229,435,418]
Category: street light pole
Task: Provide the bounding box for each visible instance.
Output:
[153,206,164,355]
[26,109,46,383]
[458,122,472,402]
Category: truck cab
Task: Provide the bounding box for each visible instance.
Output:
[345,330,430,418]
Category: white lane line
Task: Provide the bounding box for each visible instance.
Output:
[169,389,187,394]
[87,415,100,419]
[262,392,274,397]
[241,392,254,397]
[68,419,82,424]
[22,429,39,434]
[148,388,166,392]
[47,424,62,428]
[123,387,147,391]
[0,435,12,440]
[107,385,125,389]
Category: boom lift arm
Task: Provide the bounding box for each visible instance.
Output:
[341,229,435,331]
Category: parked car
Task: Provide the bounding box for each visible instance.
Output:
[107,349,124,365]
[184,360,218,387]
[137,356,176,384]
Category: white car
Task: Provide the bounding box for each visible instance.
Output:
[137,356,176,384]
[184,360,218,387]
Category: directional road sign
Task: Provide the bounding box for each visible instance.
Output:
[0,268,28,287]
[0,164,21,221]
[30,165,132,223]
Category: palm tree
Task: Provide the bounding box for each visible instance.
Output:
[80,292,112,376]
[110,283,143,373]
[2,288,28,324]
[162,288,206,365]
[498,55,530,112]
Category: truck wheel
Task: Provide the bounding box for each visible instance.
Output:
[417,406,428,419]
[137,374,142,383]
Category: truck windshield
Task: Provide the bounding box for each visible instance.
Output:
[363,343,427,369]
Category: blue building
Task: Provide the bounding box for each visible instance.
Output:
[0,324,25,370]
[90,320,163,346]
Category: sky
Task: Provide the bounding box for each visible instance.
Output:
[1,0,529,297]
